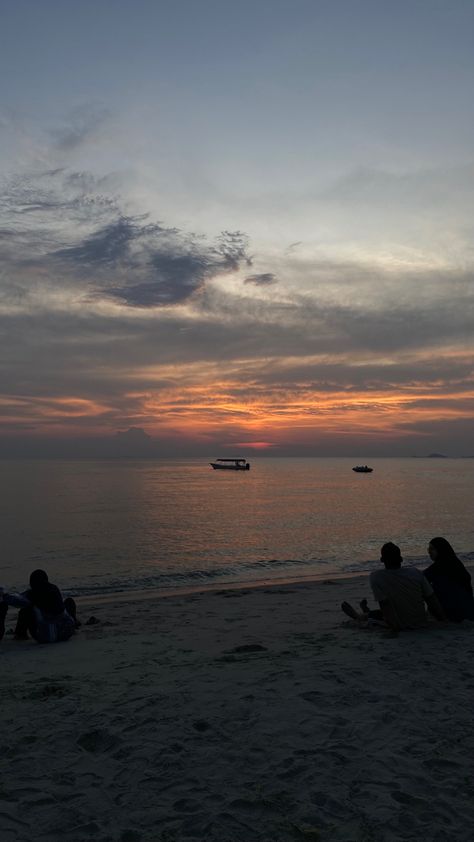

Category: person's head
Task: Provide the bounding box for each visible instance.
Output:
[380,542,402,569]
[29,569,49,591]
[428,536,457,563]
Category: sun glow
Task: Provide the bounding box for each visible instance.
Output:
[2,347,473,448]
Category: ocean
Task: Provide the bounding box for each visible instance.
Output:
[1,457,473,597]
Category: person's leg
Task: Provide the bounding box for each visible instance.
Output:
[342,602,386,625]
[359,599,384,621]
[14,606,35,640]
[64,597,81,628]
[341,601,366,621]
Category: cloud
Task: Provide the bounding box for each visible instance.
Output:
[51,105,111,152]
[244,272,277,286]
[55,215,153,267]
[111,426,154,455]
[0,168,252,307]
[323,163,474,209]
[104,228,250,307]
[1,150,474,454]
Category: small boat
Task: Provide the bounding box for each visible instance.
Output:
[210,458,250,471]
[352,465,373,473]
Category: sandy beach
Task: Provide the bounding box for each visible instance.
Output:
[2,576,474,842]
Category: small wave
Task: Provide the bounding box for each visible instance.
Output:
[68,557,314,597]
[341,550,474,575]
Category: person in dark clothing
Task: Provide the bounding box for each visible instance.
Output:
[0,569,79,643]
[424,537,474,623]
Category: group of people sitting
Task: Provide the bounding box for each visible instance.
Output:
[0,569,79,644]
[342,536,474,631]
[0,536,472,645]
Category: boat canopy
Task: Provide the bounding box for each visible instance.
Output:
[216,458,247,462]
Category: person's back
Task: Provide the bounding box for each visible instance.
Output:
[27,570,74,642]
[26,579,64,616]
[424,537,474,622]
[341,542,445,630]
[370,565,432,629]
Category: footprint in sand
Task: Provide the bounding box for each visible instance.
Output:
[391,791,429,807]
[192,719,211,732]
[76,729,119,753]
[299,691,323,704]
[25,682,71,700]
[173,797,201,813]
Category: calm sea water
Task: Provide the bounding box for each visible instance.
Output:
[1,457,473,596]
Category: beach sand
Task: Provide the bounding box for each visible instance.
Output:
[2,576,474,842]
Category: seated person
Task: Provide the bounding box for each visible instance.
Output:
[0,569,79,644]
[342,541,445,631]
[424,537,474,623]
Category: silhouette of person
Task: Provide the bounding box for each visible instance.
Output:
[424,537,474,623]
[342,541,445,630]
[0,569,79,643]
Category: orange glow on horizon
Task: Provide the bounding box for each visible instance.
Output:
[233,441,276,450]
[1,345,473,446]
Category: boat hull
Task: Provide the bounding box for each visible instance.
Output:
[210,463,250,470]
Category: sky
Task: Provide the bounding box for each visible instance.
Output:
[1,0,474,457]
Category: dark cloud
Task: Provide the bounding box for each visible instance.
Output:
[244,273,277,286]
[54,216,152,266]
[1,169,252,307]
[112,427,154,456]
[115,427,151,442]
[105,229,250,307]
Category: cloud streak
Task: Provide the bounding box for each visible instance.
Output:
[1,157,473,454]
[244,272,277,286]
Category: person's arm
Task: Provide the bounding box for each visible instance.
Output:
[426,592,447,621]
[370,572,400,630]
[3,592,32,608]
[378,599,401,631]
[420,575,447,621]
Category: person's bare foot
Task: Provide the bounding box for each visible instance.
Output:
[341,601,361,621]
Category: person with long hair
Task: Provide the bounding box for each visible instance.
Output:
[424,537,474,623]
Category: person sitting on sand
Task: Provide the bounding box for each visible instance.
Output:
[341,542,446,631]
[424,537,474,623]
[0,569,79,644]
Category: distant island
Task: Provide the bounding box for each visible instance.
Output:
[411,453,448,459]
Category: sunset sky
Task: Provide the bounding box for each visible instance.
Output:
[1,0,474,456]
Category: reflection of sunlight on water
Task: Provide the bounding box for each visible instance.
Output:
[1,457,474,593]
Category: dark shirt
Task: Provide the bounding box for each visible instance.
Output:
[424,559,472,594]
[25,583,65,617]
[424,561,474,622]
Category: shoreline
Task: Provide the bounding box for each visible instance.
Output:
[74,568,369,608]
[75,562,474,609]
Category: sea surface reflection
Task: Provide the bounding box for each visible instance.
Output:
[1,457,473,595]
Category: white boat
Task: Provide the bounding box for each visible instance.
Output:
[210,458,250,471]
[352,465,373,473]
